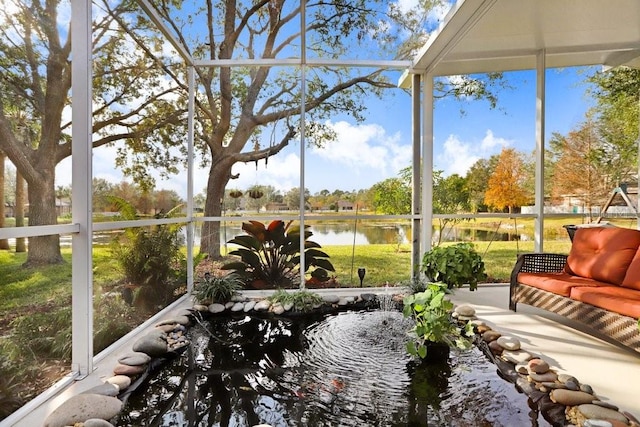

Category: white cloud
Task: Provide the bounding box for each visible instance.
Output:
[311,120,411,174]
[436,130,511,176]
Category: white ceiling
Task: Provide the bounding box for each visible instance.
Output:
[409,0,640,77]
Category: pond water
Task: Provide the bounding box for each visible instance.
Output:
[116,311,550,426]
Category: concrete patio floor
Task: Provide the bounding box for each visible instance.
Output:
[8,284,640,425]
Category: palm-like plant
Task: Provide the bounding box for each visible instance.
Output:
[222,220,335,288]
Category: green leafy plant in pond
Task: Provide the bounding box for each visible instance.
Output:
[192,272,244,304]
[421,243,487,291]
[403,282,474,359]
[268,289,324,312]
[222,220,335,288]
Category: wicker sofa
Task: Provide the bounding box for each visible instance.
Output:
[510,226,640,354]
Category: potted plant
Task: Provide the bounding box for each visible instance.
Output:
[420,243,487,291]
[403,282,474,362]
[221,220,335,289]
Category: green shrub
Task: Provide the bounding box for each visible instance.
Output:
[109,196,186,311]
[93,293,138,353]
[192,273,243,304]
[421,243,487,291]
[10,307,72,360]
[222,220,335,288]
[0,355,24,420]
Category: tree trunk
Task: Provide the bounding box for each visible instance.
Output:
[200,158,233,258]
[24,173,63,266]
[15,170,26,252]
[0,152,9,250]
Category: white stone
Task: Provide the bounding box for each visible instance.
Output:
[243,300,256,312]
[208,303,225,313]
[105,375,131,390]
[254,300,271,311]
[231,302,245,312]
[455,304,476,317]
[497,336,521,351]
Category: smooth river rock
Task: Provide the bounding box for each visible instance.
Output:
[501,349,532,364]
[577,404,630,424]
[132,331,168,356]
[84,419,116,427]
[43,394,122,427]
[118,352,151,366]
[455,305,476,317]
[208,303,225,313]
[550,389,595,406]
[496,336,521,351]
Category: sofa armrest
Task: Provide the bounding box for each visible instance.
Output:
[509,253,568,310]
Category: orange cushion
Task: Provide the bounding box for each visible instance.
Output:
[517,272,607,297]
[565,227,640,285]
[622,246,640,291]
[570,286,640,319]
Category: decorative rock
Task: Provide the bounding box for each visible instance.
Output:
[470,319,486,327]
[457,315,476,321]
[43,394,123,427]
[515,363,529,374]
[488,340,503,355]
[254,300,271,311]
[208,303,225,313]
[81,383,119,397]
[592,401,619,411]
[580,384,594,395]
[156,324,177,333]
[283,302,294,311]
[482,330,501,342]
[565,379,580,391]
[118,352,151,366]
[323,294,340,304]
[550,389,595,406]
[157,315,190,326]
[272,303,285,315]
[577,404,629,424]
[231,302,245,312]
[497,336,521,351]
[225,301,235,309]
[84,419,116,427]
[243,300,256,312]
[455,304,475,317]
[132,331,168,357]
[360,293,376,302]
[231,294,246,302]
[528,358,550,374]
[476,324,492,334]
[344,296,355,303]
[113,363,145,376]
[558,374,579,384]
[105,375,131,390]
[501,349,532,364]
[623,410,640,425]
[337,297,349,306]
[541,381,566,390]
[193,304,209,311]
[529,371,558,382]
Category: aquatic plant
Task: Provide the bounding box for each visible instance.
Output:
[403,282,474,359]
[268,289,324,312]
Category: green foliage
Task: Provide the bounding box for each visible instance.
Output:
[93,294,139,354]
[10,307,72,360]
[399,276,431,294]
[268,289,324,312]
[372,177,411,215]
[109,196,186,310]
[403,282,474,359]
[421,243,487,291]
[192,273,244,304]
[221,220,335,288]
[0,355,23,419]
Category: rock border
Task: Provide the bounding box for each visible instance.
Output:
[42,295,640,427]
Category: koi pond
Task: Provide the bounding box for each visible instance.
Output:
[115,310,551,426]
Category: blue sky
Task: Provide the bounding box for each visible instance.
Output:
[51,65,598,199]
[219,66,598,195]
